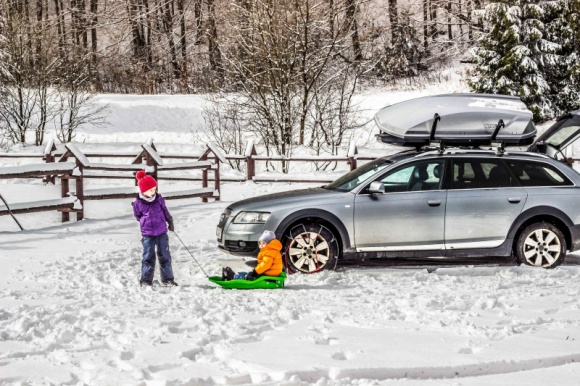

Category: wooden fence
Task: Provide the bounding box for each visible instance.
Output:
[0,139,385,224]
[0,139,222,223]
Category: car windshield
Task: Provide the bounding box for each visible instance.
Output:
[325,159,392,191]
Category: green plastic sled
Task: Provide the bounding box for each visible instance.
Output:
[209,272,287,289]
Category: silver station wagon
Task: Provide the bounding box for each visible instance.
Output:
[216,95,580,273]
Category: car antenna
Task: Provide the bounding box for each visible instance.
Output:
[428,113,444,153]
[490,119,505,154]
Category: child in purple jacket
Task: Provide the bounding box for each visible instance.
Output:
[132,170,177,287]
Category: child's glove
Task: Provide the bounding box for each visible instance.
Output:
[168,220,175,232]
[245,270,259,281]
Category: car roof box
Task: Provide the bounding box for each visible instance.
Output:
[375,94,536,147]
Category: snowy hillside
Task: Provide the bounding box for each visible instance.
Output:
[2,79,580,385]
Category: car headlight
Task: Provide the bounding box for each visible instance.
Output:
[233,211,271,224]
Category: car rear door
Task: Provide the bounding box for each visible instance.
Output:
[444,157,527,250]
[353,159,446,252]
[528,113,580,161]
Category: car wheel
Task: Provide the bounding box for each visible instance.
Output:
[515,222,566,268]
[283,222,339,274]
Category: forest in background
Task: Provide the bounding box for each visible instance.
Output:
[0,0,479,93]
[0,0,578,160]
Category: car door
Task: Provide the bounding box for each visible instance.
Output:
[528,113,580,161]
[445,157,528,250]
[353,159,447,252]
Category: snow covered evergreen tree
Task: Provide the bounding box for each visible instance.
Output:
[548,0,580,113]
[469,0,551,121]
[469,0,579,121]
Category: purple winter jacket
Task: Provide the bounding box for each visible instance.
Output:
[132,194,172,236]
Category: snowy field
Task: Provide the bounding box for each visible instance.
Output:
[3,73,580,385]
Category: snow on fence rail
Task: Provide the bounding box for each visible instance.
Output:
[0,161,78,220]
[0,140,221,225]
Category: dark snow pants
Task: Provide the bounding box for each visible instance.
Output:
[141,233,174,283]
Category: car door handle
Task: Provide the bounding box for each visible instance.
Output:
[508,197,521,204]
[427,200,442,207]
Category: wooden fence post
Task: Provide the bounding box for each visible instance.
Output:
[43,138,57,184]
[245,141,257,181]
[199,143,227,202]
[200,152,209,203]
[75,162,84,221]
[144,141,159,183]
[214,153,221,202]
[61,144,91,222]
[347,141,358,171]
[61,176,70,222]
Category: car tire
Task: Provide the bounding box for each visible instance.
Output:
[515,222,566,268]
[283,222,339,274]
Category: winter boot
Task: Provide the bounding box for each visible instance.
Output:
[222,267,235,281]
[162,279,179,286]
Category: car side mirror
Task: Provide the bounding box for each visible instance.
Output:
[368,181,385,195]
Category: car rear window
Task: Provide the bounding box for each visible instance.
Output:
[450,159,515,189]
[506,160,573,187]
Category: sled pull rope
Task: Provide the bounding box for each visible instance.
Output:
[172,231,209,278]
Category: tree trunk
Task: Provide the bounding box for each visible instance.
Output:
[90,0,98,64]
[127,0,145,58]
[36,0,43,61]
[388,0,398,43]
[458,0,463,37]
[467,0,473,41]
[345,0,362,62]
[447,0,452,40]
[431,0,437,40]
[177,0,186,64]
[207,0,222,73]
[163,0,180,78]
[423,0,429,50]
[80,0,88,49]
[54,0,66,49]
[143,0,153,67]
[194,0,203,45]
[474,0,483,31]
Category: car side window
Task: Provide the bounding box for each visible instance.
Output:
[506,160,573,187]
[374,160,444,193]
[451,159,514,189]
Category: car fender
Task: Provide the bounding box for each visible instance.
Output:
[275,209,352,250]
[507,206,574,241]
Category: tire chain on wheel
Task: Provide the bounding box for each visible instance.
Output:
[283,222,339,274]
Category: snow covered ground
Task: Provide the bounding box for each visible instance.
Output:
[3,73,580,385]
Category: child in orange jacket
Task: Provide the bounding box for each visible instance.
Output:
[222,230,283,280]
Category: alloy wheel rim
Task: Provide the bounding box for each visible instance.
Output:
[523,229,561,267]
[287,231,330,273]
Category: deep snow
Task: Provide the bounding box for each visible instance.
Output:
[2,72,580,385]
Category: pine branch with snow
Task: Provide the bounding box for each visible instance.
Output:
[469,0,579,121]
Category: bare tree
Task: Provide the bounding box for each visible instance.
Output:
[204,0,362,172]
[0,3,58,146]
[0,0,109,146]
